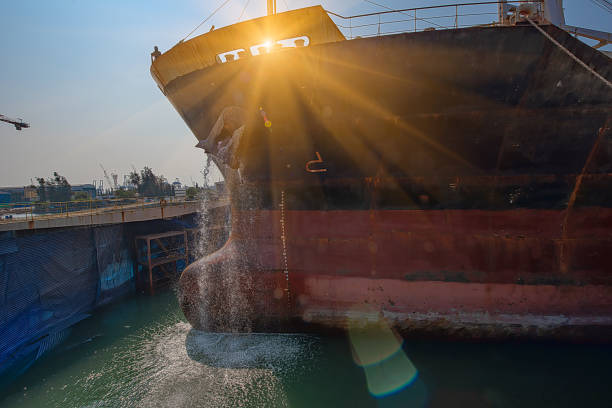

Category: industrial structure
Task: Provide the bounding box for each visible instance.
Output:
[0,114,29,130]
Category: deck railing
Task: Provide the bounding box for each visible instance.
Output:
[326,1,544,39]
[0,197,199,223]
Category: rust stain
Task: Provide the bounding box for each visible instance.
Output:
[560,121,609,273]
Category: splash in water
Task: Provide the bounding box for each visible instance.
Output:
[34,320,317,408]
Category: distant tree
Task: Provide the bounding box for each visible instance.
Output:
[36,172,72,202]
[186,187,198,200]
[158,175,174,197]
[115,188,136,198]
[140,166,158,197]
[35,178,46,201]
[129,166,173,197]
[128,171,141,187]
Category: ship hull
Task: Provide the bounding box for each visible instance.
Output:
[182,267,612,341]
[179,208,612,341]
[152,22,612,340]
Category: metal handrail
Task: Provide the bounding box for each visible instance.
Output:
[325,0,544,39]
[325,1,542,20]
[0,197,200,223]
[334,12,498,30]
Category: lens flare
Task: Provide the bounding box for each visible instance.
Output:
[348,322,418,398]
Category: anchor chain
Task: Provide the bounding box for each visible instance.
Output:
[280,190,291,305]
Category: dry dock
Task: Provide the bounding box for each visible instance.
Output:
[0,197,229,379]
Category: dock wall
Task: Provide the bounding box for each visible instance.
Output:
[0,214,202,381]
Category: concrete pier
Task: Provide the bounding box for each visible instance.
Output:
[0,199,227,232]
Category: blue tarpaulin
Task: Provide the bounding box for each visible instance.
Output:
[94,225,134,306]
[0,228,97,379]
[0,215,197,382]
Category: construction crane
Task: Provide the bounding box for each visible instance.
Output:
[99,163,114,194]
[0,114,29,130]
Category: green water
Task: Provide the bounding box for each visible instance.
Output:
[1,290,610,407]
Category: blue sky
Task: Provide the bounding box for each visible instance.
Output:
[0,0,610,187]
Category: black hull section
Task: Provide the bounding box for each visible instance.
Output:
[163,24,611,213]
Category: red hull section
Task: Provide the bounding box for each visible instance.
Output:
[245,208,612,285]
[179,208,612,340]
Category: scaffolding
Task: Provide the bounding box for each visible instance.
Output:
[134,230,189,293]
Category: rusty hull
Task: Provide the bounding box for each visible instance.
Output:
[179,207,612,340]
[154,22,612,340]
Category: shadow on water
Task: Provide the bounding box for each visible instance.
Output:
[184,329,317,370]
[183,327,429,408]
